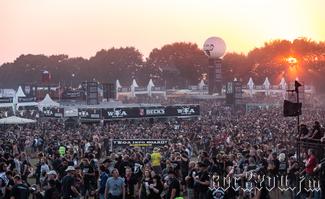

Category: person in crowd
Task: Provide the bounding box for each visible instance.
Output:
[124,167,137,199]
[98,164,109,199]
[194,162,210,199]
[61,166,81,199]
[165,170,180,199]
[139,169,153,199]
[104,169,125,199]
[151,148,162,175]
[10,175,29,199]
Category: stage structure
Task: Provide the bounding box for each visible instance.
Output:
[203,37,226,95]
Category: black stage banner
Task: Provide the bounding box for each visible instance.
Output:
[0,97,13,103]
[112,139,169,147]
[102,105,200,119]
[78,108,102,119]
[102,107,139,119]
[43,107,64,118]
[18,97,36,103]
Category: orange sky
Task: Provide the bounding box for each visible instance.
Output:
[0,0,324,64]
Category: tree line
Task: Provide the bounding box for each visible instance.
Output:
[0,38,324,92]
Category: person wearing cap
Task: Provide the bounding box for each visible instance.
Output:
[43,170,61,193]
[61,166,81,199]
[165,170,181,199]
[194,162,210,199]
[10,175,29,199]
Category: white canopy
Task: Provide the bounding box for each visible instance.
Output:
[116,80,122,89]
[131,79,139,88]
[263,77,271,89]
[198,79,206,90]
[147,79,155,88]
[14,86,26,104]
[247,77,254,90]
[279,77,286,90]
[16,86,26,98]
[147,79,155,96]
[38,94,60,110]
[0,116,36,124]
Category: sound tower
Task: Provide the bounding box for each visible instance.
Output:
[86,82,99,105]
[208,58,222,94]
[102,83,116,100]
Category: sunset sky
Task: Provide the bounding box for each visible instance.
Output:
[1,0,324,64]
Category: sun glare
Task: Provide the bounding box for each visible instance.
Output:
[286,57,298,64]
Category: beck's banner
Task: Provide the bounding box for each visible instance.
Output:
[43,107,64,118]
[102,105,200,120]
[0,97,13,103]
[78,108,102,119]
[112,139,169,147]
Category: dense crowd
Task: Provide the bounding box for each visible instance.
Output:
[0,98,325,199]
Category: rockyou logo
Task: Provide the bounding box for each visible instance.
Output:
[107,109,127,118]
[212,175,321,195]
[176,107,196,115]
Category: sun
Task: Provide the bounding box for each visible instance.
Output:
[286,57,298,64]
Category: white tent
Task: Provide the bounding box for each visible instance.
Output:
[116,80,122,89]
[147,79,155,88]
[13,86,26,104]
[263,77,271,89]
[131,79,139,88]
[198,79,206,90]
[247,77,254,90]
[0,116,36,125]
[130,79,139,97]
[147,79,155,96]
[279,77,287,90]
[16,86,26,98]
[38,94,60,110]
[263,77,271,96]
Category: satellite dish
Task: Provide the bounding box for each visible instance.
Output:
[203,37,226,59]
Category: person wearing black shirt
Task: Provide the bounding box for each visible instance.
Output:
[149,175,163,199]
[44,179,60,199]
[139,169,153,199]
[80,158,96,197]
[194,162,210,199]
[124,167,137,199]
[185,161,196,199]
[61,166,81,199]
[10,175,29,199]
[311,121,322,140]
[165,170,180,199]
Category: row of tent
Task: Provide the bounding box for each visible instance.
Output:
[247,77,287,90]
[120,77,287,91]
[116,79,156,90]
[116,78,207,90]
[0,86,59,110]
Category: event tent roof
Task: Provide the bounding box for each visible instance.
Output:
[38,94,60,110]
[16,86,26,98]
[0,116,36,124]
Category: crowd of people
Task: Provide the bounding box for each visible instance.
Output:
[0,97,325,199]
